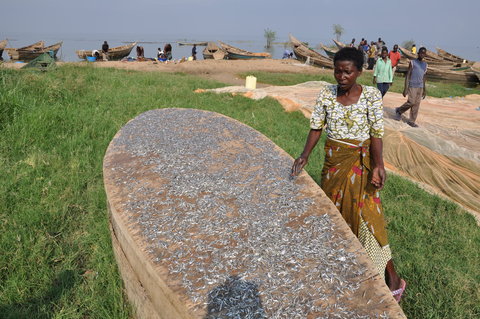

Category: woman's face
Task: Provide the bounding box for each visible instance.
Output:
[334,60,361,90]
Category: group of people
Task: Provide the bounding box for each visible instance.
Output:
[291,43,429,305]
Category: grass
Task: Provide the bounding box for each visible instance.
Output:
[239,71,480,98]
[0,65,478,318]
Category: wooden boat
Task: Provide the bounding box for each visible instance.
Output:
[218,41,271,60]
[398,46,471,68]
[436,47,470,64]
[202,42,226,60]
[76,42,137,61]
[289,35,333,69]
[332,39,346,49]
[427,66,479,84]
[178,41,208,46]
[320,44,337,59]
[5,40,45,60]
[393,62,479,84]
[6,41,62,61]
[398,46,418,59]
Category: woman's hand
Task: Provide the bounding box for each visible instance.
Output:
[371,166,386,190]
[291,156,308,177]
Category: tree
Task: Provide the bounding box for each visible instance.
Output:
[332,24,344,41]
[264,28,276,49]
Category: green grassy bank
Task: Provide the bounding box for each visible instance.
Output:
[239,71,480,98]
[0,65,478,318]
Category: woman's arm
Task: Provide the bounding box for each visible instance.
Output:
[291,129,322,176]
[370,136,386,190]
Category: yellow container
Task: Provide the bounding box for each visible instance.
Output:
[245,75,257,89]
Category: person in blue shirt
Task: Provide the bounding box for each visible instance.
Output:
[192,44,197,60]
[395,47,428,127]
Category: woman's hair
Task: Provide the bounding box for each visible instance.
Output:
[164,43,172,52]
[334,47,364,71]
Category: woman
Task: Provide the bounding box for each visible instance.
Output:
[291,47,406,302]
[373,47,393,97]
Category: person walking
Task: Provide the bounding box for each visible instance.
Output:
[291,47,406,302]
[373,47,393,97]
[395,47,428,127]
[367,41,377,70]
[101,41,109,61]
[192,44,197,60]
[389,44,402,73]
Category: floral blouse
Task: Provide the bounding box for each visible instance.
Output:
[310,85,384,140]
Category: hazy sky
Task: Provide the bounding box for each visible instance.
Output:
[1,0,479,58]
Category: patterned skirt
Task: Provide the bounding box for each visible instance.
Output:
[321,138,391,276]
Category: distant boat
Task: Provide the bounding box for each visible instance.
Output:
[398,46,472,68]
[436,47,470,64]
[76,42,137,61]
[319,44,337,59]
[218,41,271,60]
[289,34,333,69]
[6,41,62,61]
[5,40,45,60]
[0,39,8,60]
[396,61,479,84]
[427,66,479,84]
[332,39,346,49]
[178,41,208,46]
[202,42,226,60]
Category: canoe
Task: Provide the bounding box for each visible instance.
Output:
[218,41,271,60]
[426,67,479,84]
[332,39,346,49]
[289,34,333,69]
[320,44,337,59]
[5,40,45,60]
[6,41,62,61]
[202,42,226,60]
[76,42,137,61]
[398,46,471,68]
[394,62,479,83]
[425,49,447,61]
[178,41,208,46]
[436,47,470,64]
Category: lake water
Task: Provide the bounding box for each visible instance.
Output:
[2,32,479,62]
